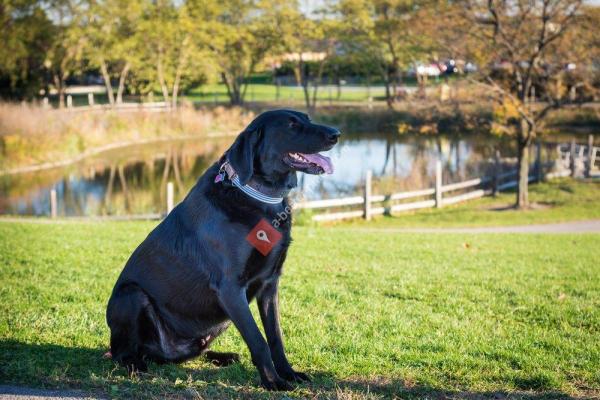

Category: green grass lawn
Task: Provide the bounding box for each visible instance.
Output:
[341,178,600,229]
[1,218,599,399]
[186,83,390,104]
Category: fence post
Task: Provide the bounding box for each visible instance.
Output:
[43,97,49,109]
[493,150,501,196]
[88,92,94,106]
[67,95,73,108]
[363,170,372,221]
[435,160,443,208]
[586,134,594,178]
[166,182,174,215]
[50,189,57,219]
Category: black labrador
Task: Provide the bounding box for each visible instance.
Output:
[106,109,340,390]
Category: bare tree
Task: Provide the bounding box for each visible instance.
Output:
[454,0,590,208]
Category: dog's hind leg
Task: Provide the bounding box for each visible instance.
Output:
[106,283,159,374]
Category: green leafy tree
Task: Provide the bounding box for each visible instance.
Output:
[134,0,216,107]
[336,0,387,95]
[82,0,143,105]
[273,1,338,111]
[338,0,436,107]
[44,0,86,108]
[0,1,55,99]
[208,0,281,105]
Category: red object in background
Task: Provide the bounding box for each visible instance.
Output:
[246,218,282,256]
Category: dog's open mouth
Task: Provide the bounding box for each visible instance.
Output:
[283,152,334,175]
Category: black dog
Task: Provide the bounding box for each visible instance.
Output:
[106,109,340,390]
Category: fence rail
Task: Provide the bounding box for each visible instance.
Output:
[293,160,498,222]
[54,99,173,113]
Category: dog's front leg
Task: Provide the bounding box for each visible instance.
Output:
[257,280,310,382]
[217,283,293,391]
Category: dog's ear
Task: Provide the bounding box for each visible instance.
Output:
[227,125,261,185]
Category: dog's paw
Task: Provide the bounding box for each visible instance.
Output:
[261,376,294,391]
[278,367,311,383]
[204,351,240,367]
[290,370,310,382]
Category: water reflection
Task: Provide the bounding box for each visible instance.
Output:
[0,137,229,216]
[0,133,555,217]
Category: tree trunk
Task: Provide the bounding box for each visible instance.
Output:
[222,71,243,105]
[516,117,536,209]
[99,59,115,106]
[392,59,401,100]
[172,74,181,109]
[310,57,327,111]
[171,35,190,109]
[116,62,130,104]
[302,81,311,111]
[171,66,182,109]
[296,56,312,111]
[299,61,312,111]
[311,83,319,111]
[231,77,243,105]
[292,65,301,86]
[382,68,393,109]
[241,75,251,104]
[157,48,170,104]
[384,79,391,108]
[516,139,530,209]
[54,74,65,109]
[376,61,393,108]
[221,72,233,104]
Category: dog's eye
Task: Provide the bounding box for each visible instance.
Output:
[288,117,300,129]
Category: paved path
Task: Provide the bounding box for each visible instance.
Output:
[341,220,600,234]
[0,386,104,400]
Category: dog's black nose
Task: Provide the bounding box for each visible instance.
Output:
[325,128,341,143]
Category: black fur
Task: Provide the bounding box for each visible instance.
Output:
[106,109,340,390]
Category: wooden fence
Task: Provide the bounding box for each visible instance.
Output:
[42,94,173,113]
[293,136,599,222]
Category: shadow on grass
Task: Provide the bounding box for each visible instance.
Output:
[0,340,585,399]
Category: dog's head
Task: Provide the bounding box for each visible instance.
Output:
[226,109,340,187]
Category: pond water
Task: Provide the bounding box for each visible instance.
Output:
[0,133,564,217]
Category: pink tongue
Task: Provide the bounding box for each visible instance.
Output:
[300,153,334,174]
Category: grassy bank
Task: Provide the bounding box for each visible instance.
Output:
[340,179,600,229]
[0,104,253,172]
[1,219,599,399]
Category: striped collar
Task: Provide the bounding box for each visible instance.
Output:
[216,161,286,205]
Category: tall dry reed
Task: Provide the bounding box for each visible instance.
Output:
[0,103,254,170]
